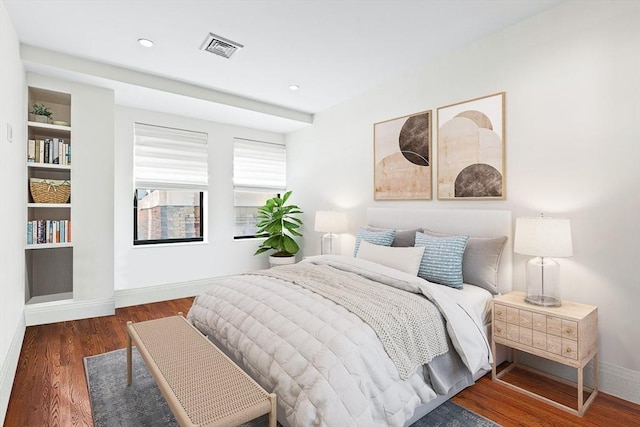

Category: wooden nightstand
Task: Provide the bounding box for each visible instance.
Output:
[491,291,598,416]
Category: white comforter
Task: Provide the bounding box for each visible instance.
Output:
[187,255,491,427]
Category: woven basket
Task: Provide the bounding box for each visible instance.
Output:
[30,178,70,204]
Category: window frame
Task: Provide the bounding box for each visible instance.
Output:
[133,189,204,246]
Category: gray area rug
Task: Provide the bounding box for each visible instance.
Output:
[84,348,499,427]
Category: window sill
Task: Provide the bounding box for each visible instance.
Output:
[132,240,208,249]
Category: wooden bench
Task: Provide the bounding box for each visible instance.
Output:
[126,314,277,427]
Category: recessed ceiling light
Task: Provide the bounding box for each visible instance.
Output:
[288,85,300,91]
[138,38,154,48]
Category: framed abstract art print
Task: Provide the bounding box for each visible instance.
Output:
[437,92,505,200]
[374,110,432,200]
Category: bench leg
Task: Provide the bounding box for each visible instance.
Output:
[268,393,277,427]
[126,321,132,386]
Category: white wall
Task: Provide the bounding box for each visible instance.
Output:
[287,1,640,402]
[113,106,285,304]
[0,0,25,421]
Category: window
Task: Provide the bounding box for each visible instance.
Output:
[233,138,286,238]
[133,123,208,245]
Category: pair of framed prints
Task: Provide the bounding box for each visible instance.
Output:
[373,92,505,201]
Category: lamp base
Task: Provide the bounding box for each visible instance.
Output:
[524,294,561,307]
[321,233,341,255]
[525,257,562,307]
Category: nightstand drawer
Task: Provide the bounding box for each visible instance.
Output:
[532,312,546,332]
[547,316,562,336]
[562,319,578,340]
[563,339,578,360]
[507,323,519,341]
[547,334,562,355]
[507,307,519,324]
[532,330,546,350]
[519,327,533,346]
[519,309,532,328]
[494,304,507,322]
[494,320,506,338]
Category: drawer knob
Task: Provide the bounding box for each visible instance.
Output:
[566,328,573,334]
[496,327,502,333]
[565,348,572,353]
[496,311,502,316]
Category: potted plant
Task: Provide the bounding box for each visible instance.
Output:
[254,190,303,266]
[30,103,53,123]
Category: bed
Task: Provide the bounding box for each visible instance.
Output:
[187,208,512,427]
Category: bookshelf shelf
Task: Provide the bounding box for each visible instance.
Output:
[27,121,72,132]
[26,242,73,250]
[28,203,71,208]
[27,163,71,171]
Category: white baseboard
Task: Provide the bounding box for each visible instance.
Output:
[24,298,115,326]
[598,361,640,404]
[517,352,640,404]
[114,277,225,308]
[0,315,26,425]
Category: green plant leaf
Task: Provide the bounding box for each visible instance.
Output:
[253,190,303,256]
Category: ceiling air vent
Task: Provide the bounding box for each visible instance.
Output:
[200,33,243,59]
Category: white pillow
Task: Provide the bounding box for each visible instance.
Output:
[356,240,425,276]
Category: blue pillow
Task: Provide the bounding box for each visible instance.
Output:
[353,228,395,257]
[415,231,469,288]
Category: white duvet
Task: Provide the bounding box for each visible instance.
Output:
[187,255,491,427]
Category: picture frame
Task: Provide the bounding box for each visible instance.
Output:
[437,92,505,200]
[374,110,432,200]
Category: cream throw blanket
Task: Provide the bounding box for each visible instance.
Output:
[250,263,448,380]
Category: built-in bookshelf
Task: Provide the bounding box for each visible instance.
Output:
[26,87,73,302]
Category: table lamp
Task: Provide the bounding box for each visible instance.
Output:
[514,215,573,307]
[314,211,347,255]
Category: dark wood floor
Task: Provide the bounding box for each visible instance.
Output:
[5,297,639,426]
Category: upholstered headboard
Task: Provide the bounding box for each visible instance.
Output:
[366,208,513,294]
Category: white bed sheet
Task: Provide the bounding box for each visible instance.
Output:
[452,283,493,325]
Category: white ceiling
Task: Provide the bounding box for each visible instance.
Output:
[4,0,564,133]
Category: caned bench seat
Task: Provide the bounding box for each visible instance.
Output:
[126,314,276,427]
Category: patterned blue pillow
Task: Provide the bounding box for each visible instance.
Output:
[353,228,396,257]
[415,231,469,288]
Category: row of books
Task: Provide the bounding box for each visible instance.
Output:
[27,138,71,165]
[26,220,71,245]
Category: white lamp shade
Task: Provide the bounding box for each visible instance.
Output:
[514,217,573,258]
[314,211,348,233]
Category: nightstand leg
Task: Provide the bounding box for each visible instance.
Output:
[491,339,497,380]
[594,353,599,393]
[578,365,584,414]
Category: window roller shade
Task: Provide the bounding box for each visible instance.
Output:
[134,123,208,190]
[233,138,286,191]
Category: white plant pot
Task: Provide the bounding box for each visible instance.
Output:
[269,254,296,268]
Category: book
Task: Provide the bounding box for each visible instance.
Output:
[37,140,44,163]
[27,222,33,245]
[52,138,59,164]
[28,140,36,162]
[43,139,50,163]
[37,220,45,244]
